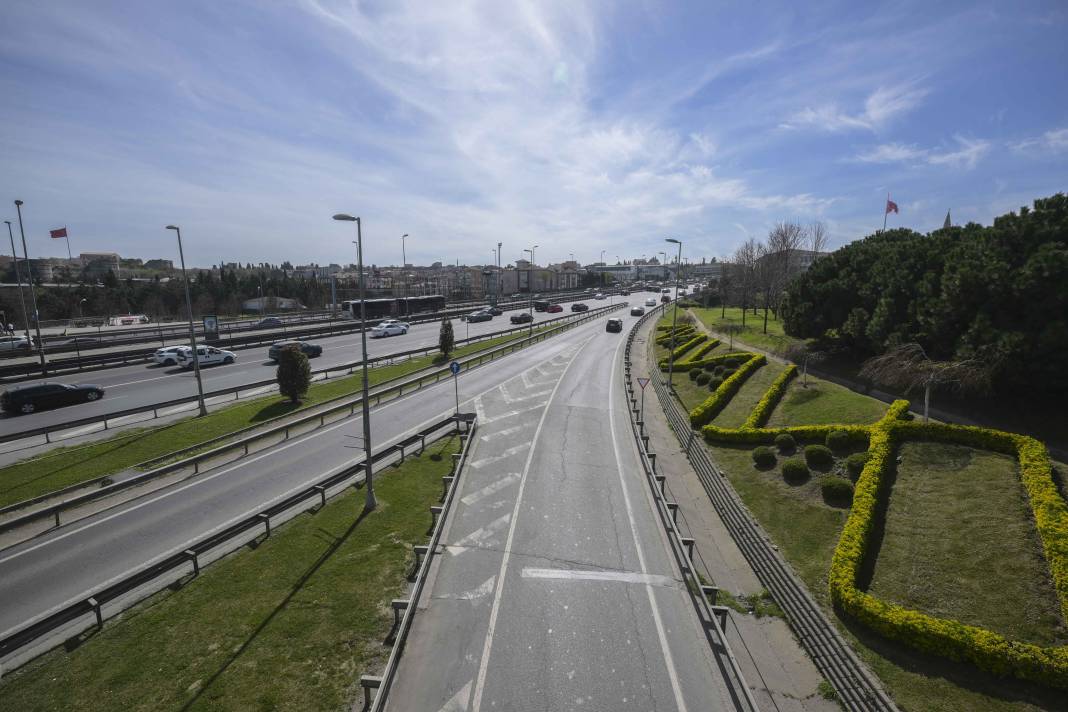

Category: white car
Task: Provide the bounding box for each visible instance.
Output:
[176,345,236,369]
[154,346,186,366]
[371,320,409,338]
[645,298,657,307]
[594,293,607,300]
[0,336,32,352]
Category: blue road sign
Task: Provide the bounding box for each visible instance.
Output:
[450,361,461,375]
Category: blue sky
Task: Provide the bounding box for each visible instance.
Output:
[1,1,1065,269]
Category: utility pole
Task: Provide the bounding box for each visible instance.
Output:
[13,201,47,375]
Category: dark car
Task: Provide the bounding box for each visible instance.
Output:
[620,290,630,296]
[533,300,550,312]
[605,318,623,333]
[570,303,589,312]
[2,382,105,415]
[464,310,493,323]
[630,306,646,316]
[510,312,534,324]
[546,304,563,313]
[255,316,284,329]
[488,306,503,316]
[660,294,671,303]
[268,340,323,361]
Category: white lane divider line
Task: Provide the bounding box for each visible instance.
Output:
[468,444,529,470]
[437,680,472,712]
[453,513,512,548]
[520,567,675,587]
[461,473,521,507]
[479,424,525,442]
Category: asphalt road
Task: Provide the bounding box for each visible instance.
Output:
[385,306,740,711]
[0,296,633,437]
[0,309,629,647]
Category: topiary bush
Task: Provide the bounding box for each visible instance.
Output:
[782,459,809,483]
[821,476,854,506]
[713,365,725,376]
[826,429,852,452]
[689,369,700,381]
[704,361,718,372]
[695,372,711,386]
[804,444,834,467]
[751,446,776,468]
[774,433,797,452]
[708,376,723,390]
[845,452,871,481]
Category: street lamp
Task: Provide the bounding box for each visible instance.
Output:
[164,225,208,416]
[13,201,48,375]
[665,238,683,390]
[401,233,409,299]
[4,219,32,346]
[334,213,376,512]
[524,246,537,336]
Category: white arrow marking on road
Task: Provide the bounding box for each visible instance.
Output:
[479,403,545,425]
[438,680,472,712]
[453,513,511,548]
[461,473,521,506]
[455,575,497,601]
[468,444,529,469]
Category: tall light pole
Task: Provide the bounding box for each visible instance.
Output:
[13,201,47,375]
[334,213,376,512]
[165,225,208,416]
[665,238,683,391]
[401,233,408,300]
[496,241,502,304]
[524,246,537,336]
[4,220,31,344]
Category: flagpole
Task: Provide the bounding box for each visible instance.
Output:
[64,227,72,261]
[882,192,889,233]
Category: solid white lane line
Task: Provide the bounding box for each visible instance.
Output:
[606,328,688,711]
[461,473,521,506]
[470,334,596,712]
[520,567,675,588]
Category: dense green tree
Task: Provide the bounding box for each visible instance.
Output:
[276,345,311,403]
[439,317,454,360]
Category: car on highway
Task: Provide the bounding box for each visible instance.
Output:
[254,316,284,329]
[463,310,493,323]
[268,340,323,360]
[2,382,105,415]
[0,336,32,352]
[570,303,589,312]
[488,306,503,316]
[605,318,623,333]
[661,294,671,303]
[154,345,186,366]
[620,290,630,296]
[546,304,563,313]
[645,298,657,307]
[370,319,410,337]
[177,345,236,369]
[630,306,645,316]
[594,293,607,300]
[510,312,533,324]
[533,300,551,312]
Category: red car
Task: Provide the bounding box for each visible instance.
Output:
[546,304,564,313]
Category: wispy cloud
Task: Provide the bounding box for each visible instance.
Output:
[853,136,991,169]
[781,82,928,132]
[1011,127,1068,154]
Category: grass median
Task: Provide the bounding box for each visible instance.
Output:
[0,434,459,712]
[0,322,556,509]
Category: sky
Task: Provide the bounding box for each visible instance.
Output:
[1,1,1065,269]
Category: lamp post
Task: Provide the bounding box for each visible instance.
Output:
[401,233,408,299]
[334,213,376,512]
[4,220,32,345]
[13,201,47,375]
[496,241,502,304]
[165,225,208,416]
[524,246,537,336]
[665,238,683,390]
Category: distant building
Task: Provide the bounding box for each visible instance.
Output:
[80,252,121,278]
[144,259,174,270]
[242,296,304,312]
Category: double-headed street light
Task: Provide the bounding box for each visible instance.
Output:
[165,225,208,416]
[665,238,683,390]
[4,219,32,346]
[334,213,376,512]
[524,245,537,335]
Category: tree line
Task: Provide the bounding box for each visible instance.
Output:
[780,193,1068,396]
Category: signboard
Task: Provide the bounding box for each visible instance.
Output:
[449,361,461,375]
[203,315,219,339]
[636,377,650,390]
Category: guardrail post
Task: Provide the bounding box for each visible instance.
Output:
[655,474,666,494]
[419,434,426,454]
[359,675,382,710]
[87,596,103,629]
[314,484,327,508]
[430,505,443,528]
[398,444,405,464]
[185,549,200,576]
[701,584,719,605]
[710,605,730,630]
[391,598,409,628]
[258,512,271,537]
[413,544,429,569]
[451,452,461,474]
[681,537,695,561]
[641,434,649,450]
[648,453,656,473]
[441,475,454,501]
[54,508,61,528]
[666,501,679,524]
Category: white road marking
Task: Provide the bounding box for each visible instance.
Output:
[461,473,521,506]
[468,444,529,469]
[479,424,524,442]
[474,397,487,423]
[499,387,552,405]
[520,567,675,587]
[454,575,497,601]
[470,334,595,712]
[453,513,512,548]
[438,680,472,712]
[479,403,544,425]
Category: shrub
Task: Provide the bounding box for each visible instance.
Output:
[821,476,854,505]
[774,433,796,452]
[703,361,718,372]
[744,365,798,430]
[688,369,700,381]
[782,459,809,483]
[713,365,725,376]
[845,452,870,481]
[751,446,776,468]
[695,372,711,385]
[826,429,852,452]
[721,356,739,367]
[804,444,834,467]
[276,346,311,404]
[689,354,766,427]
[708,376,723,390]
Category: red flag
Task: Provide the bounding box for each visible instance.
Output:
[885,199,899,215]
[49,227,68,239]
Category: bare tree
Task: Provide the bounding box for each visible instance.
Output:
[759,221,806,333]
[786,342,827,387]
[808,220,828,255]
[859,343,991,422]
[732,238,758,327]
[717,259,733,318]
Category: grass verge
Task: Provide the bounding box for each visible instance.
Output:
[0,325,550,509]
[689,306,804,355]
[0,435,459,712]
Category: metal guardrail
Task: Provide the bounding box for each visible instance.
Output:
[0,303,626,533]
[642,308,898,711]
[0,414,473,674]
[621,306,760,712]
[361,411,479,711]
[0,305,621,449]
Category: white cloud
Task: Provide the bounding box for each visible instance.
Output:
[926,136,991,169]
[782,82,928,132]
[853,136,990,169]
[1012,127,1068,154]
[855,143,928,163]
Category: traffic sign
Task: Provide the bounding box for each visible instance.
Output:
[637,377,650,390]
[450,361,461,375]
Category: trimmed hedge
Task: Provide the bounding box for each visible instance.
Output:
[845,452,870,481]
[782,459,809,483]
[752,446,776,468]
[826,429,852,452]
[689,353,766,427]
[821,476,854,505]
[774,433,797,452]
[679,339,719,364]
[743,364,797,430]
[804,444,834,467]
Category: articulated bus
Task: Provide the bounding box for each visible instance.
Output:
[339,295,446,320]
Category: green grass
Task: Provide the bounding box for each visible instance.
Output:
[0,435,459,712]
[868,441,1068,648]
[767,376,887,427]
[0,326,550,509]
[712,361,788,429]
[690,306,804,355]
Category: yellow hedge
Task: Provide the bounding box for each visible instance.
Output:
[743,364,797,429]
[688,353,766,427]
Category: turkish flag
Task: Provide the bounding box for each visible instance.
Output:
[885,199,899,215]
[49,227,67,239]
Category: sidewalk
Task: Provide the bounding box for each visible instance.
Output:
[629,320,838,712]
